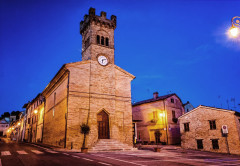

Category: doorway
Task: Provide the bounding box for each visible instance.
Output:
[97,110,109,139]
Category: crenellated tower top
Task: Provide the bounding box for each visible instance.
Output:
[80,8,117,64]
[80,8,116,35]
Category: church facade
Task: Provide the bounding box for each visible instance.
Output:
[42,8,135,149]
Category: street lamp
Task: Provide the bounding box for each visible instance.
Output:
[34,110,38,114]
[229,16,240,38]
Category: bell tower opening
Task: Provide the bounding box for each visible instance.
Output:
[80,8,116,64]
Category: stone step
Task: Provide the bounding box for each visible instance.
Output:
[88,139,138,152]
[89,148,136,152]
[92,146,132,149]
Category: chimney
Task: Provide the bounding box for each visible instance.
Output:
[153,92,158,99]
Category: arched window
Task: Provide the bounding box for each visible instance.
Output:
[96,35,100,44]
[101,36,104,45]
[105,38,109,46]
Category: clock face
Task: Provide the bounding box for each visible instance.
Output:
[98,55,108,66]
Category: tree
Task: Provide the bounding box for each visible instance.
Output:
[80,123,90,149]
[10,111,21,120]
[0,112,10,119]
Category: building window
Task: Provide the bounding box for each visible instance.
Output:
[184,123,190,132]
[97,35,100,44]
[172,110,176,119]
[212,139,219,149]
[171,98,174,103]
[187,109,189,112]
[105,38,109,46]
[153,111,158,121]
[101,36,104,45]
[196,139,203,149]
[172,110,178,123]
[209,120,216,130]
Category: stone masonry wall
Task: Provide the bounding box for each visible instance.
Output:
[43,75,68,147]
[179,106,240,155]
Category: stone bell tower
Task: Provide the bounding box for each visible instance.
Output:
[80,8,116,65]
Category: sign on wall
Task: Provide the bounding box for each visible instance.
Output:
[222,125,228,134]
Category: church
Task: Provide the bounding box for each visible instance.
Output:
[42,8,135,150]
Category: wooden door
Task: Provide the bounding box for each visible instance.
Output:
[97,111,109,139]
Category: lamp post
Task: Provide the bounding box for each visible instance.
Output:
[34,110,38,143]
[229,16,240,38]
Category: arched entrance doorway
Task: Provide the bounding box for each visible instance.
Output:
[97,110,109,139]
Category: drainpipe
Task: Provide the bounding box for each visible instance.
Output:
[163,100,169,144]
[42,97,46,143]
[64,71,70,148]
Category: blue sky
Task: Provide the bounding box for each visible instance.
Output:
[0,0,240,115]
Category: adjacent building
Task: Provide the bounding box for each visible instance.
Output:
[179,105,240,155]
[23,94,44,142]
[183,101,194,113]
[132,92,185,145]
[0,119,9,136]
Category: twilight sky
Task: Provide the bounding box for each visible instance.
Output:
[0,0,240,115]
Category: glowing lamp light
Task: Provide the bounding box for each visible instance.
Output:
[228,16,240,38]
[18,122,21,126]
[34,110,38,114]
[159,113,165,117]
[229,27,239,38]
[12,127,14,130]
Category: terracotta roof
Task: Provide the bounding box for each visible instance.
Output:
[132,93,176,106]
